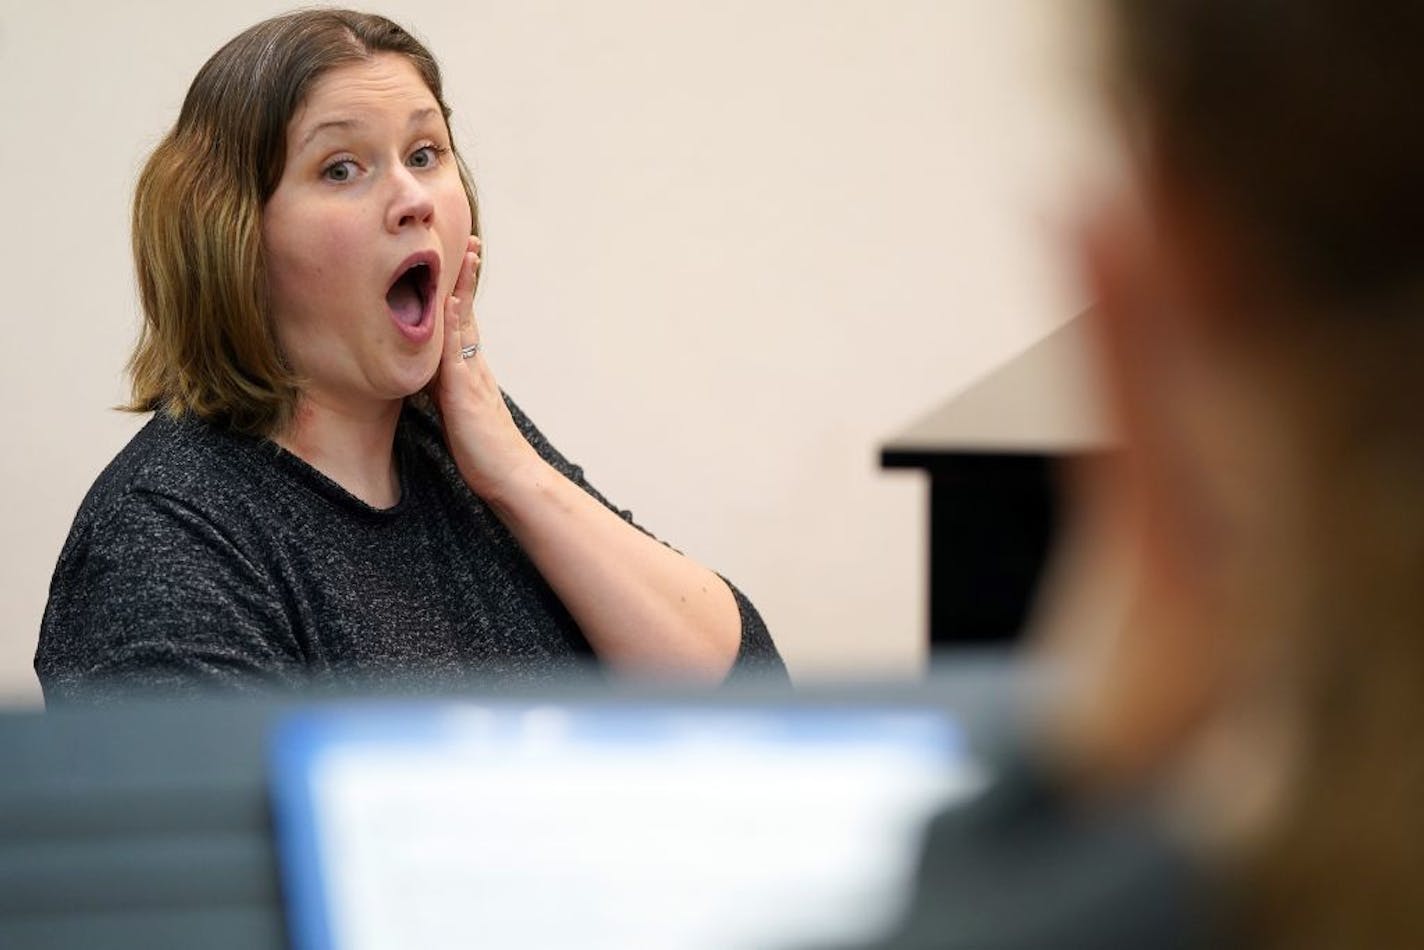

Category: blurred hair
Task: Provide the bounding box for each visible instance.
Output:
[1105,2,1424,946]
[1108,1,1424,305]
[128,9,481,435]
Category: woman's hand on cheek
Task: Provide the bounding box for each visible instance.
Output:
[432,235,541,501]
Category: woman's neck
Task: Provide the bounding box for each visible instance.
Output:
[274,394,404,508]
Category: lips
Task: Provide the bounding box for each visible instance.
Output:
[385,250,441,342]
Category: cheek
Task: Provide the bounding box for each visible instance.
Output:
[264,200,315,308]
[265,204,363,313]
[437,182,475,295]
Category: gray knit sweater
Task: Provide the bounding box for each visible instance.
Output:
[36,397,785,703]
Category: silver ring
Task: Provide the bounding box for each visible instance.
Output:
[460,342,481,360]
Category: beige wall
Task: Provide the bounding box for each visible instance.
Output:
[0,1,1096,705]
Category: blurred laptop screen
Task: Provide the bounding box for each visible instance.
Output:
[270,701,982,950]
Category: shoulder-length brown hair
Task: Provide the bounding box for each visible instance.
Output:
[128,9,481,435]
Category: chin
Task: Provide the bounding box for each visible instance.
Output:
[391,372,439,402]
[376,354,442,402]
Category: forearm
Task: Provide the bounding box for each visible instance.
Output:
[482,455,742,680]
[428,264,740,679]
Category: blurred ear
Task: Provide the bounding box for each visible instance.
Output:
[1078,170,1254,589]
[1036,190,1235,786]
[1077,190,1187,571]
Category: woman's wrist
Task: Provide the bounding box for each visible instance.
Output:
[460,443,553,515]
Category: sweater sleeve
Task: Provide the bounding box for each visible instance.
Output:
[502,394,790,683]
[36,489,306,705]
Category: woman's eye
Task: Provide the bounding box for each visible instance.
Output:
[322,159,357,182]
[408,145,442,168]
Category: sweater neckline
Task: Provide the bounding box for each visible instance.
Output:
[254,423,416,519]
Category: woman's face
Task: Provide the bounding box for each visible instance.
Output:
[263,53,473,414]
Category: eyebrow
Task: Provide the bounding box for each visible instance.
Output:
[297,107,443,151]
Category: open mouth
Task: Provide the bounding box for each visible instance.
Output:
[386,253,439,330]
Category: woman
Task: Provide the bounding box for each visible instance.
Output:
[847,1,1424,947]
[35,10,784,702]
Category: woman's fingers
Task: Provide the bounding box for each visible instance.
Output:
[458,235,481,337]
[440,270,465,371]
[442,237,482,374]
[458,250,480,342]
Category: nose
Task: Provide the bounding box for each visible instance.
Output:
[384,165,435,233]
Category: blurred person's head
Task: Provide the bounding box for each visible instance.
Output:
[1041,2,1424,945]
[128,9,481,436]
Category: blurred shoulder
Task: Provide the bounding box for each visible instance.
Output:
[857,752,1223,950]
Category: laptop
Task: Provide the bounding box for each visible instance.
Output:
[269,697,985,950]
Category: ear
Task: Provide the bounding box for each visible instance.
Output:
[1077,184,1238,583]
[1077,192,1183,559]
[1039,193,1234,785]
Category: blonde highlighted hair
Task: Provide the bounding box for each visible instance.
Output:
[128,9,480,435]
